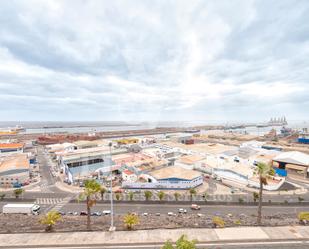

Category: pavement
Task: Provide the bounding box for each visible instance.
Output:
[1,226,309,248]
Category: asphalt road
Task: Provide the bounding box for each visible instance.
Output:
[60,203,309,216]
[0,202,308,216]
[34,146,69,194]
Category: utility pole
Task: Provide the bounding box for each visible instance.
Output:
[108,142,116,231]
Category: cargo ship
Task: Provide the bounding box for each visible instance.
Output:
[0,125,25,135]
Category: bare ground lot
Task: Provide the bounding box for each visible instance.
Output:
[0,213,300,233]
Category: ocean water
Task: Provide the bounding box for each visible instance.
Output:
[0,121,189,134]
[0,120,307,135]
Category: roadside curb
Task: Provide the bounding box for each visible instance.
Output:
[1,226,309,248]
[1,238,309,248]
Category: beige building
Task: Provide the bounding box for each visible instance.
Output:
[0,154,30,187]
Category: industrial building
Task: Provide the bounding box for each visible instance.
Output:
[122,165,203,189]
[0,143,24,155]
[0,154,30,188]
[273,151,309,178]
[58,147,127,183]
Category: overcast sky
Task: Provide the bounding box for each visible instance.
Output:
[0,0,308,123]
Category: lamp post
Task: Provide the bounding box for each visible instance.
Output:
[108,142,115,231]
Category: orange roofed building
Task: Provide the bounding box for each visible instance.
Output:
[0,143,24,154]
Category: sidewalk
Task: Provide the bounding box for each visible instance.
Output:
[1,226,309,247]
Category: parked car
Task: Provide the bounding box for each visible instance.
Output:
[168,212,175,216]
[178,208,187,214]
[103,210,111,215]
[142,212,149,216]
[155,213,160,216]
[80,211,87,216]
[191,204,201,210]
[90,212,101,216]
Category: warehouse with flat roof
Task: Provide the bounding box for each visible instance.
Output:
[122,165,203,189]
[273,151,309,178]
[0,154,30,187]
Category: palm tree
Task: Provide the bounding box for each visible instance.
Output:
[13,188,24,199]
[157,191,165,201]
[128,191,134,201]
[189,188,196,201]
[100,187,106,200]
[144,190,152,201]
[255,162,275,225]
[40,211,62,232]
[253,192,259,203]
[115,193,121,201]
[78,179,101,230]
[203,192,209,202]
[174,192,180,201]
[123,213,139,230]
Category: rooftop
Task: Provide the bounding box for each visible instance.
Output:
[73,140,106,148]
[0,143,24,149]
[149,165,201,181]
[273,151,309,166]
[162,141,237,155]
[62,147,127,162]
[123,169,134,175]
[0,154,29,173]
[179,154,205,164]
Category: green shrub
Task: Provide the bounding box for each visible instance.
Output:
[298,212,309,221]
[115,193,121,201]
[234,220,241,225]
[298,197,304,202]
[212,216,225,228]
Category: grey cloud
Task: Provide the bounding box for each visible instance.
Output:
[0,0,308,121]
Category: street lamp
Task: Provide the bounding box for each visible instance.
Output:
[108,142,116,232]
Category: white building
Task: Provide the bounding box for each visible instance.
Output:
[122,169,138,182]
[122,165,203,189]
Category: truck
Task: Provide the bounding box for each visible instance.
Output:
[2,203,41,215]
